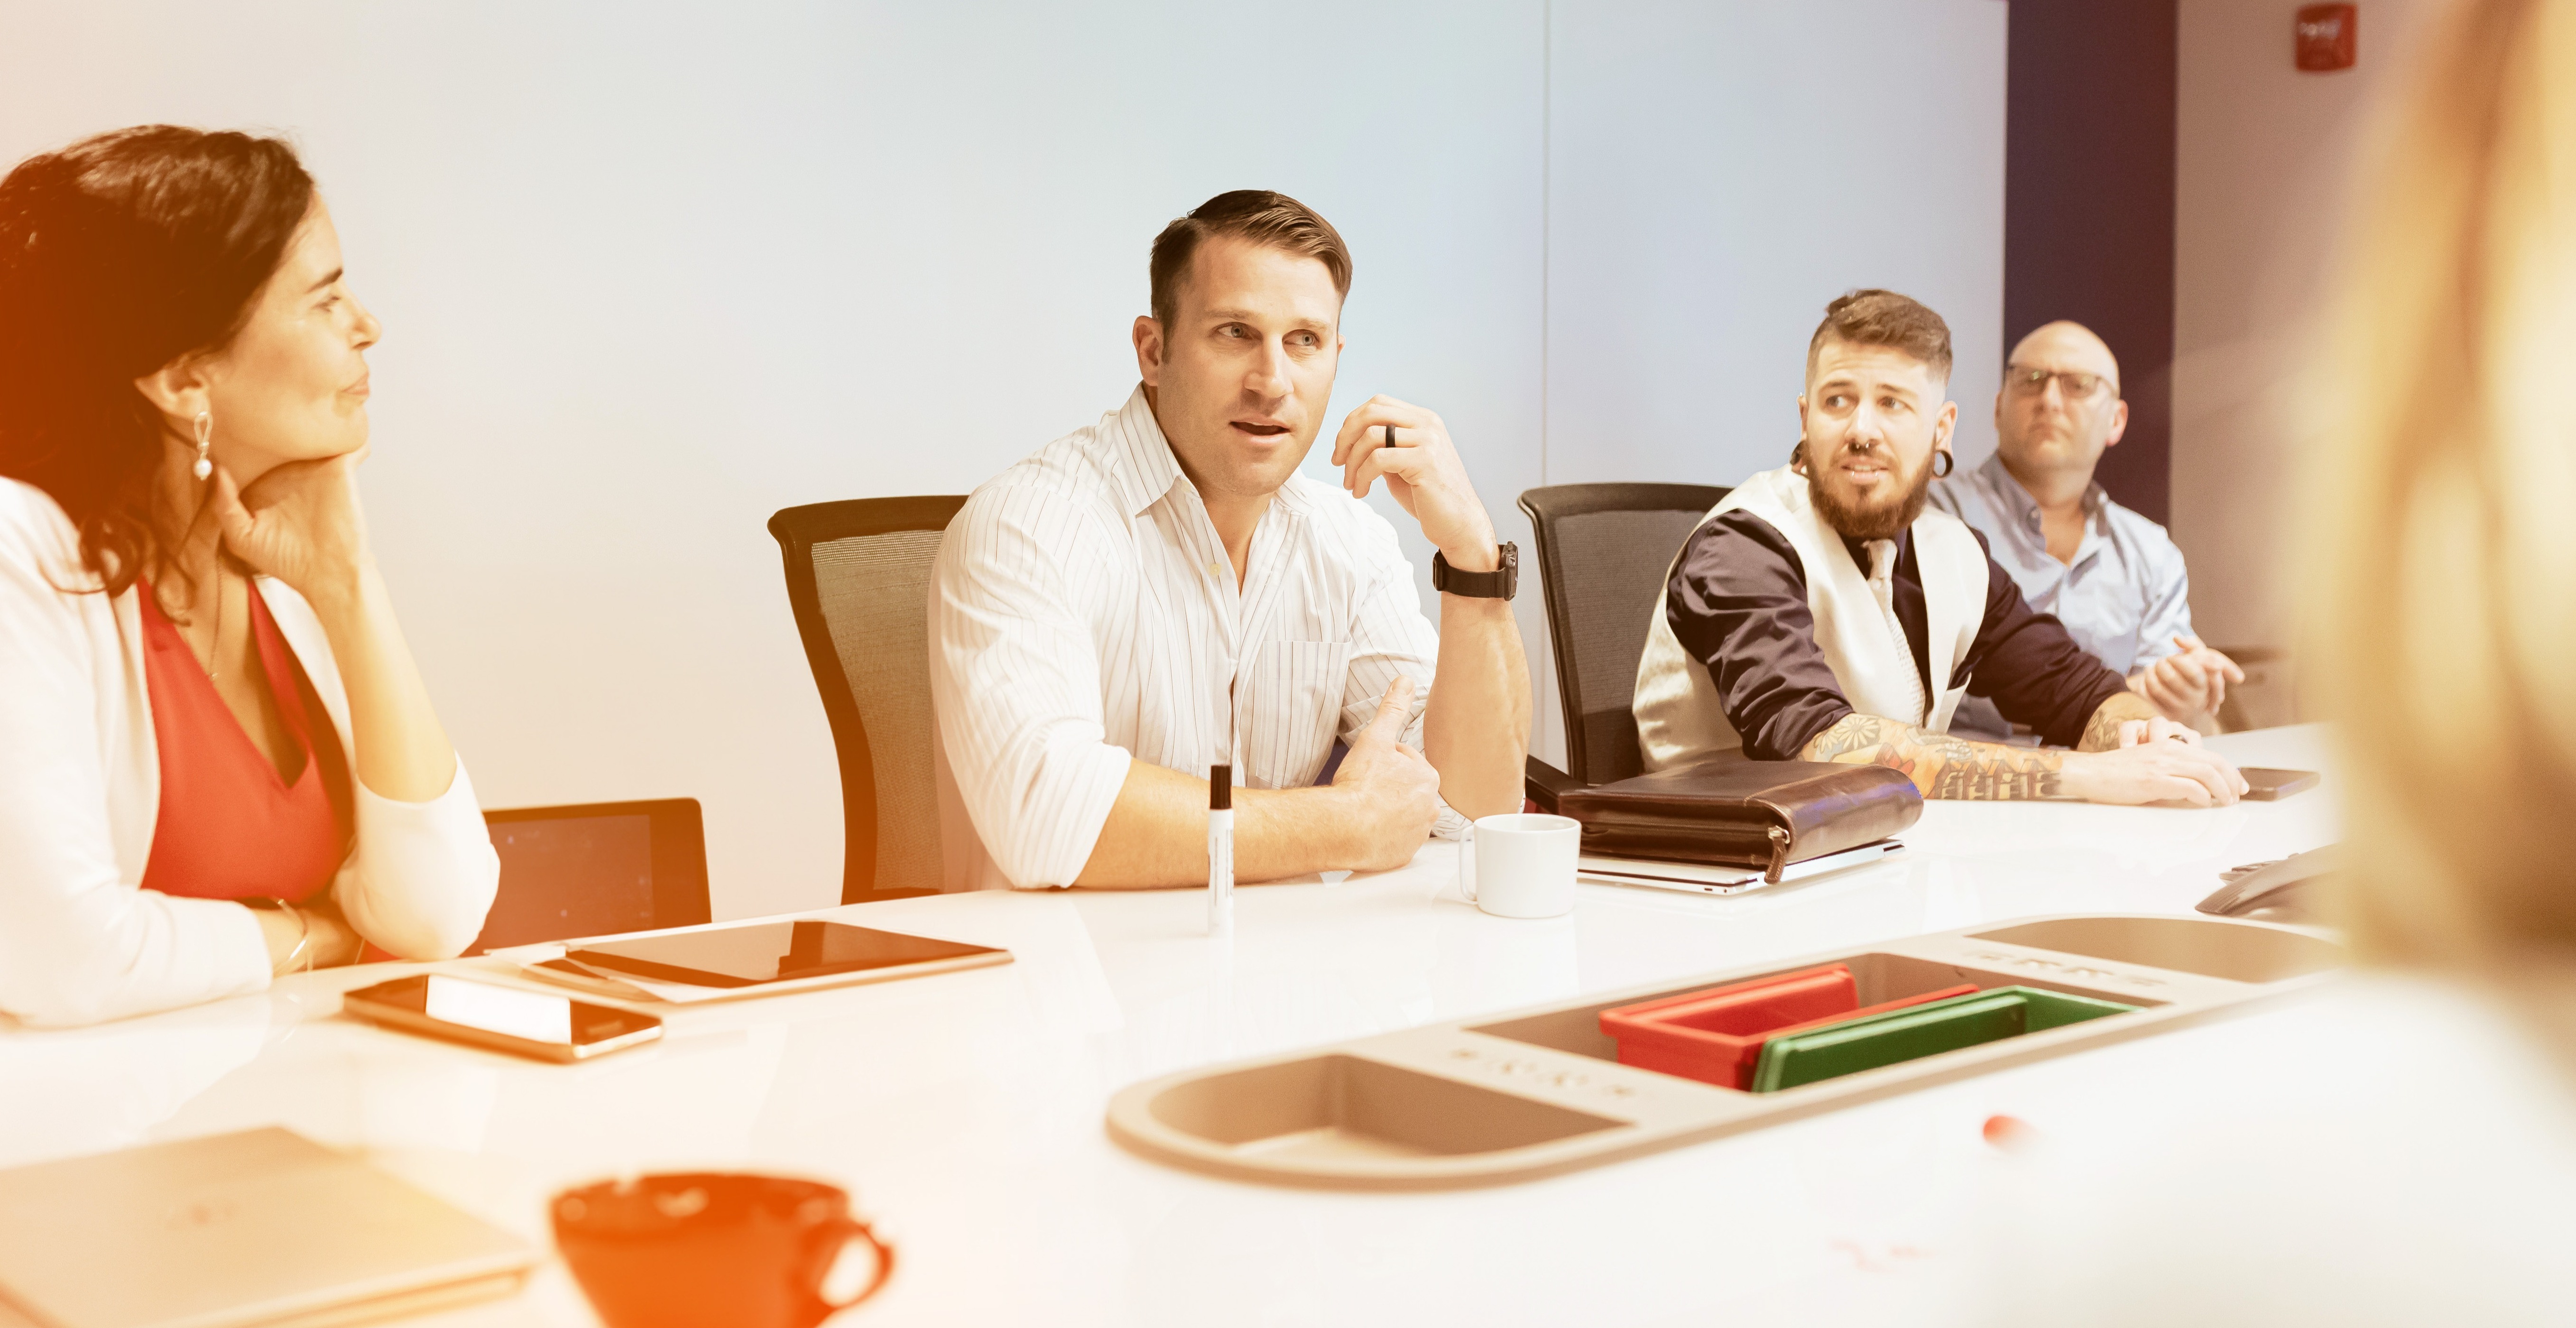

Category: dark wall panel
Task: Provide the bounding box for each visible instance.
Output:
[2005,0,2178,524]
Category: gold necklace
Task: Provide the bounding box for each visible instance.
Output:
[206,567,224,684]
[178,563,224,684]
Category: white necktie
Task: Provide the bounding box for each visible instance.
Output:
[1866,539,1927,726]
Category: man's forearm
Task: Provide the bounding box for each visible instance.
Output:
[1800,712,2069,801]
[1422,594,1531,819]
[1073,762,1363,888]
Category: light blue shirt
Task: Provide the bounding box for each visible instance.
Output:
[1930,451,2196,679]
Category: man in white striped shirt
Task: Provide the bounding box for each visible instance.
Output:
[929,191,1532,891]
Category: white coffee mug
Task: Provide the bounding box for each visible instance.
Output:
[1459,813,1582,919]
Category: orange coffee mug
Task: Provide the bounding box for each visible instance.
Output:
[552,1173,893,1328]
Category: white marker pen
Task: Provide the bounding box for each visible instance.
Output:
[1207,763,1234,936]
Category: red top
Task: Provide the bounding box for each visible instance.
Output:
[136,578,354,904]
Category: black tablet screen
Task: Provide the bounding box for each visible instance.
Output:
[566,921,1001,988]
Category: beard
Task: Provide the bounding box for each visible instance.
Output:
[1800,438,1936,542]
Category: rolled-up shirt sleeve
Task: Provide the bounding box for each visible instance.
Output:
[929,485,1135,888]
[1663,511,1856,760]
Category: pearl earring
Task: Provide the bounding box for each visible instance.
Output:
[192,411,212,481]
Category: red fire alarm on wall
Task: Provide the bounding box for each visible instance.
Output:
[2296,3,2358,72]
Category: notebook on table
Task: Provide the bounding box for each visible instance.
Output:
[0,1127,536,1328]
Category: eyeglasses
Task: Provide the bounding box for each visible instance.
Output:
[2005,366,2117,401]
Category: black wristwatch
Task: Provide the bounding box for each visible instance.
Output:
[1432,542,1518,599]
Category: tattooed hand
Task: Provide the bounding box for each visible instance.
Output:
[1800,701,2248,806]
[2060,692,2246,804]
[2114,716,2202,748]
[2077,691,2165,752]
[1800,713,2070,801]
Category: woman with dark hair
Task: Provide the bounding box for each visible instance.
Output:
[0,126,497,1026]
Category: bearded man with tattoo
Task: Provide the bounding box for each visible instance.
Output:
[1630,290,2248,805]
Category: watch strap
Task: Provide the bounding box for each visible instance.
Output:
[1432,543,1518,599]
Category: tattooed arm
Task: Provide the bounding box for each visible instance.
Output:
[1800,692,2249,805]
[1800,712,2072,801]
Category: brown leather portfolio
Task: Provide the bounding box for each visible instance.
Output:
[1554,758,1922,883]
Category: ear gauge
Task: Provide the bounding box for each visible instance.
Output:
[191,411,212,481]
[1932,448,1955,479]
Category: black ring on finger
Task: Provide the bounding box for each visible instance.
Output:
[1383,423,1394,450]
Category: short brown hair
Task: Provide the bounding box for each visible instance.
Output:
[1148,190,1352,329]
[1805,288,1953,384]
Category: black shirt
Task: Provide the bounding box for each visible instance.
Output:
[1664,509,2132,759]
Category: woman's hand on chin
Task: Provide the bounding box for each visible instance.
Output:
[210,448,372,614]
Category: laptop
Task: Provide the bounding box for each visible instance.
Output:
[477,797,711,953]
[0,1128,536,1328]
[1577,839,1904,896]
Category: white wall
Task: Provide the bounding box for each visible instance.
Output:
[2173,0,2449,650]
[1549,2,2009,487]
[1539,0,2007,775]
[0,2,2004,919]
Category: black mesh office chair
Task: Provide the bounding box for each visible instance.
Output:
[1517,483,1727,809]
[769,496,967,904]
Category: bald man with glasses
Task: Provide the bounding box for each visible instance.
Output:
[1930,321,2242,733]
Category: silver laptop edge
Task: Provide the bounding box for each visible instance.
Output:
[1579,840,1903,896]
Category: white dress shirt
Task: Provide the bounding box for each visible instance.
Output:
[0,479,500,1028]
[929,386,1463,892]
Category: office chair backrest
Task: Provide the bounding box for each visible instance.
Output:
[1517,482,1728,787]
[769,496,967,903]
[476,798,711,952]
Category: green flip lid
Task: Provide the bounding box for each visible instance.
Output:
[1748,985,2138,1093]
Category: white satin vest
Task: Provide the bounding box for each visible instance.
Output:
[1632,464,1990,771]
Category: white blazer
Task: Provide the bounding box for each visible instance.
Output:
[0,479,499,1027]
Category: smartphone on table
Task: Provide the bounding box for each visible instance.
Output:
[342,975,661,1063]
[2238,767,2320,801]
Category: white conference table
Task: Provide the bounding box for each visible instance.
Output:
[0,726,2340,1327]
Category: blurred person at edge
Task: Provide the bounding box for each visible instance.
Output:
[0,127,498,1027]
[1956,2,2576,1322]
[1930,321,2244,736]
